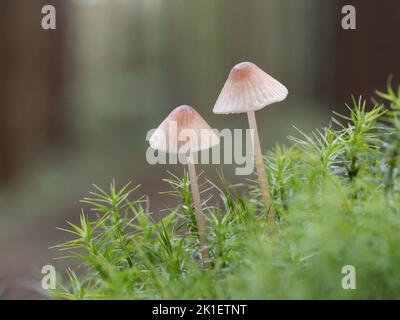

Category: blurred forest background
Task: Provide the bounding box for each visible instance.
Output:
[1,0,400,299]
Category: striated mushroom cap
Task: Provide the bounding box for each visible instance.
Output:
[150,105,219,154]
[213,61,288,114]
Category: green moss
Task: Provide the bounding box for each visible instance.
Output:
[52,81,400,299]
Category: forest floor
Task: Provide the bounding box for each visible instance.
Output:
[0,182,172,299]
[0,211,71,299]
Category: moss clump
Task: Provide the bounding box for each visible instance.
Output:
[53,82,400,299]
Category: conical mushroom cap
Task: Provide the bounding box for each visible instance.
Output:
[213,62,288,114]
[149,105,220,154]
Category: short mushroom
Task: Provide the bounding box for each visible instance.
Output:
[149,105,219,266]
[213,61,288,225]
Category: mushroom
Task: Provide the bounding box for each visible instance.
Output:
[149,105,219,266]
[213,62,288,225]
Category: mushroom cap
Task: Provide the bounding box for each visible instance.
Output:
[149,105,220,154]
[213,61,288,114]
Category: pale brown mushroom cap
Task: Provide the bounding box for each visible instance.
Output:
[149,105,220,154]
[213,61,288,114]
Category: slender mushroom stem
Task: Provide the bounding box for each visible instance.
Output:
[247,111,275,225]
[187,153,210,267]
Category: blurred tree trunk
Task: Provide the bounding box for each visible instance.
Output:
[333,0,400,105]
[0,0,68,184]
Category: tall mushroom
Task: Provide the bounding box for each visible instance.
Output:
[149,105,219,266]
[213,62,288,225]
